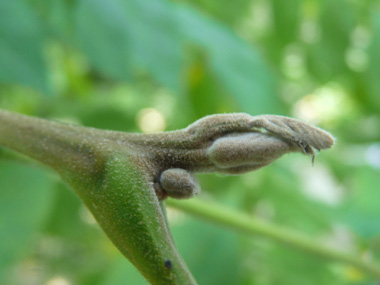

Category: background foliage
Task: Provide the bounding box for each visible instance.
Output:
[1,0,380,284]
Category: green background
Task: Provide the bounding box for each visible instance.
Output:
[1,0,380,284]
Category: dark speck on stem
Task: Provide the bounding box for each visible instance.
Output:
[165,259,172,269]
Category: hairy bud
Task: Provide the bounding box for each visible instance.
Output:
[150,113,335,199]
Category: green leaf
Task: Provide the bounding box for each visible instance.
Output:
[43,182,84,239]
[177,5,279,114]
[340,168,380,238]
[366,11,380,112]
[102,255,148,285]
[0,160,54,282]
[248,241,344,285]
[75,0,277,111]
[0,1,50,94]
[75,0,183,92]
[271,0,302,44]
[171,217,242,284]
[254,164,333,233]
[307,0,355,81]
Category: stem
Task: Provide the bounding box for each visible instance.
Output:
[0,109,106,173]
[0,109,196,284]
[0,109,340,283]
[166,198,380,278]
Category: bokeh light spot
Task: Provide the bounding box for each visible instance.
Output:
[45,276,71,285]
[345,48,368,72]
[137,108,166,133]
[293,83,352,124]
[366,144,380,168]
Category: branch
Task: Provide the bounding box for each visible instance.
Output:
[166,198,380,278]
[0,109,336,283]
[0,109,196,284]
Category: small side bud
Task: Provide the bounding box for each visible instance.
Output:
[159,168,201,199]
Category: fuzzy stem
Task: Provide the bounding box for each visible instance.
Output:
[166,198,380,278]
[0,109,196,284]
[0,109,337,283]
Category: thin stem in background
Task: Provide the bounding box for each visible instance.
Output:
[166,198,380,278]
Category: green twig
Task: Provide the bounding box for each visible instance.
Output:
[0,109,196,284]
[0,109,338,283]
[166,198,380,278]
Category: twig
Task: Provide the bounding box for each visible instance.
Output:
[166,198,380,278]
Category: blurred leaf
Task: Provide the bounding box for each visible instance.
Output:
[246,162,333,234]
[76,0,277,112]
[44,182,84,239]
[0,160,54,282]
[183,0,252,26]
[102,255,147,285]
[307,0,355,81]
[186,59,239,118]
[44,185,115,285]
[42,0,75,42]
[366,11,380,112]
[271,0,302,44]
[244,239,345,285]
[75,0,183,92]
[171,217,242,284]
[79,107,136,132]
[260,0,302,64]
[0,1,50,93]
[340,168,380,238]
[178,5,279,114]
